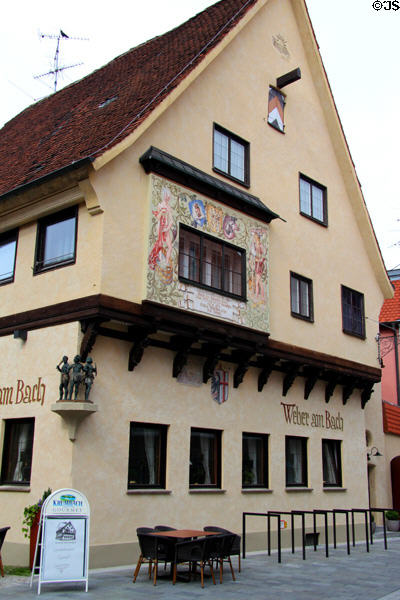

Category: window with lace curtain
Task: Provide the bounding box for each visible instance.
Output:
[34,206,78,274]
[128,422,167,489]
[285,435,308,487]
[322,439,342,487]
[179,225,246,300]
[242,432,268,488]
[189,428,221,488]
[1,418,35,485]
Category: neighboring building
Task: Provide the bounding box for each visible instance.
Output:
[378,269,400,510]
[0,0,393,567]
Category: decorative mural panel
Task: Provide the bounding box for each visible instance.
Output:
[146,175,269,333]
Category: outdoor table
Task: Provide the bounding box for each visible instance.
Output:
[148,529,218,581]
[149,529,217,539]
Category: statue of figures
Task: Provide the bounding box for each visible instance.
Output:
[68,355,84,401]
[56,356,70,401]
[83,357,97,402]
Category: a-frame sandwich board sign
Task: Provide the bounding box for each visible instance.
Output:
[30,488,90,594]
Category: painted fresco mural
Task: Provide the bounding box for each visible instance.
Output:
[146,175,269,332]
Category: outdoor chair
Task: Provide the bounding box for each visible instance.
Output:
[173,536,216,588]
[0,527,10,577]
[154,525,176,531]
[133,528,175,585]
[216,533,236,583]
[204,525,241,572]
[133,528,155,584]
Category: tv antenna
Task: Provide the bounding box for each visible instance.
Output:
[35,30,89,92]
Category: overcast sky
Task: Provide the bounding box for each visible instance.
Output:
[1,1,399,270]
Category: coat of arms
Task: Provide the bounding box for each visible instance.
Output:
[211,368,229,404]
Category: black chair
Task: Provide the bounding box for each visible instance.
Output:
[133,528,175,585]
[133,528,156,584]
[173,537,216,588]
[217,533,236,583]
[154,525,176,531]
[204,526,241,572]
[0,527,10,578]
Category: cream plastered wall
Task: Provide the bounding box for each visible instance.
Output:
[66,337,369,557]
[88,0,386,368]
[0,322,80,562]
[0,198,104,317]
[1,329,371,566]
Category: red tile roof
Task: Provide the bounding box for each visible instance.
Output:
[0,0,258,199]
[380,279,400,322]
[383,400,400,436]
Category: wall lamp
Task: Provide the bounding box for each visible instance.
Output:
[367,446,383,461]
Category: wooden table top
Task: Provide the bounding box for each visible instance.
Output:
[149,529,216,538]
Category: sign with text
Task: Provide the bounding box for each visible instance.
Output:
[0,377,46,406]
[281,402,344,431]
[33,488,90,594]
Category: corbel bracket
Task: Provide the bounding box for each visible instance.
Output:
[233,351,254,389]
[282,363,300,397]
[325,375,338,403]
[171,336,196,378]
[128,327,153,372]
[258,359,276,392]
[202,344,224,383]
[361,382,374,409]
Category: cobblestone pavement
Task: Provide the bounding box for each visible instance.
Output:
[1,533,400,599]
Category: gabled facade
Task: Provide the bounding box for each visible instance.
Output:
[0,0,393,567]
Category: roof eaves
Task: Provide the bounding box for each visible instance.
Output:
[140,146,280,223]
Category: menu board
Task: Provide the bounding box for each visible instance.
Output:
[34,489,90,594]
[41,516,87,581]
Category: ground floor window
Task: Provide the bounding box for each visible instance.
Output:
[1,418,35,485]
[242,432,268,488]
[285,436,307,487]
[322,439,342,487]
[128,422,167,489]
[190,428,221,488]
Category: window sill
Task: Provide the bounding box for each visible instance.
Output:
[323,487,347,492]
[0,485,31,492]
[285,487,313,492]
[242,488,273,493]
[189,488,226,494]
[127,489,172,495]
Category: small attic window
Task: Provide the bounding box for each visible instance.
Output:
[98,96,118,109]
[267,86,285,133]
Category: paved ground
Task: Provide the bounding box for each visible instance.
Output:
[1,531,400,599]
